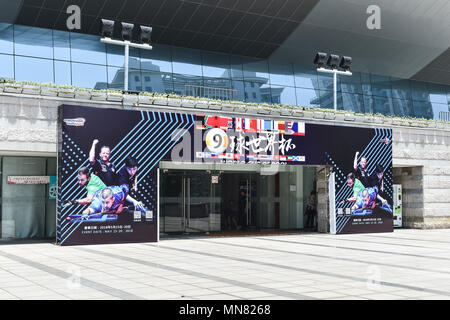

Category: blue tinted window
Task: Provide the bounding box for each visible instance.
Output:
[342,92,364,113]
[242,58,269,83]
[319,90,342,110]
[371,74,391,98]
[231,80,245,101]
[392,98,414,117]
[430,103,449,120]
[390,78,411,100]
[173,74,203,95]
[71,33,106,65]
[411,81,429,101]
[0,54,14,79]
[15,56,53,83]
[172,47,202,77]
[14,25,53,59]
[269,61,294,87]
[106,44,140,68]
[373,96,394,116]
[293,65,318,89]
[412,100,433,119]
[427,83,447,104]
[230,55,244,80]
[0,23,14,54]
[317,73,341,92]
[340,72,362,94]
[363,95,374,114]
[54,61,71,85]
[140,44,172,73]
[296,87,320,107]
[72,62,107,88]
[53,30,71,61]
[244,80,270,103]
[202,51,230,79]
[270,85,296,105]
[361,72,372,96]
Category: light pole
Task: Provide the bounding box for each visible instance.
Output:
[314,53,352,111]
[100,20,153,91]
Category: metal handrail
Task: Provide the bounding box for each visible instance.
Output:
[439,111,450,122]
[184,84,237,101]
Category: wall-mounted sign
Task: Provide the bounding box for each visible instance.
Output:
[7,176,50,185]
[211,175,219,184]
[49,176,57,199]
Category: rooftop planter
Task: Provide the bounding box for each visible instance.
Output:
[106,90,124,102]
[181,97,196,108]
[3,82,23,94]
[138,93,156,105]
[40,83,59,97]
[245,104,259,114]
[153,95,168,106]
[313,110,325,119]
[292,108,304,117]
[208,100,222,110]
[195,99,209,109]
[123,93,139,105]
[90,89,107,101]
[22,83,41,95]
[344,113,356,121]
[74,88,91,100]
[167,95,182,107]
[57,88,75,98]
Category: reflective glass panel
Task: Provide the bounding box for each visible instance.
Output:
[296,87,321,107]
[411,80,429,102]
[107,67,143,91]
[0,54,14,79]
[242,58,269,83]
[361,72,372,96]
[231,80,245,101]
[341,92,364,113]
[390,77,411,100]
[54,60,71,85]
[244,80,270,103]
[293,65,318,89]
[53,30,71,61]
[392,98,414,117]
[412,100,433,119]
[202,51,230,79]
[268,60,295,87]
[15,56,53,83]
[14,25,53,59]
[173,74,203,96]
[230,55,244,80]
[317,73,341,92]
[106,44,140,68]
[72,62,107,88]
[319,90,343,110]
[269,85,296,105]
[140,44,172,73]
[172,47,202,76]
[430,102,449,120]
[373,96,394,116]
[363,95,374,114]
[340,72,362,94]
[71,33,106,65]
[371,74,391,98]
[427,83,448,104]
[140,71,171,94]
[0,23,13,54]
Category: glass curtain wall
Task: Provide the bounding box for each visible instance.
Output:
[0,156,56,239]
[1,23,449,119]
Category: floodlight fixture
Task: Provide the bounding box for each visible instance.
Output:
[139,25,152,45]
[100,19,115,38]
[314,52,328,67]
[326,54,340,69]
[339,56,352,71]
[121,22,134,41]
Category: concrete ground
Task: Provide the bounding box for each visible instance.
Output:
[0,229,449,300]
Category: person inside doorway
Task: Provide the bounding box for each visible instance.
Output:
[238,189,248,230]
[305,190,317,230]
[225,199,239,230]
[89,139,117,186]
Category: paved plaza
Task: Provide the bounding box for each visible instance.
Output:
[0,229,449,300]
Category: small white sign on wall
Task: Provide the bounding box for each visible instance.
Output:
[7,176,50,185]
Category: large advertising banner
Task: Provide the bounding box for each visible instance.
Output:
[57,105,392,245]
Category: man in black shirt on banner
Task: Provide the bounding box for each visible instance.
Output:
[353,151,370,187]
[89,139,117,186]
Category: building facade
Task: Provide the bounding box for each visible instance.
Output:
[0,0,449,243]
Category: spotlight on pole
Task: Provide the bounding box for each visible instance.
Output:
[100,19,115,38]
[339,56,352,71]
[121,22,134,41]
[326,54,340,69]
[313,52,328,68]
[139,25,152,45]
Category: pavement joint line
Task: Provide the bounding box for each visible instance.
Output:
[186,238,450,276]
[303,234,448,250]
[363,233,450,245]
[0,250,144,300]
[73,247,316,300]
[256,236,450,261]
[151,243,450,297]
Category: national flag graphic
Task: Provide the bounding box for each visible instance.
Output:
[205,116,232,130]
